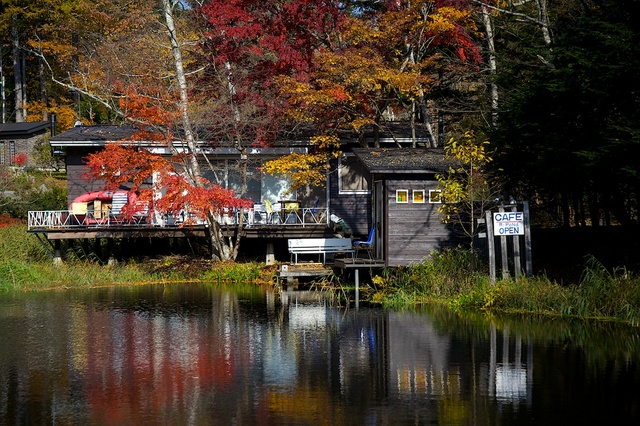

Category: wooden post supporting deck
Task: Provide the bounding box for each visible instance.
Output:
[53,240,62,265]
[266,243,275,265]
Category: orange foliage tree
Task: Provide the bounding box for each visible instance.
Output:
[266,0,483,191]
[84,142,251,227]
[71,0,256,261]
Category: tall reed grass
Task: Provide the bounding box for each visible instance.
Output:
[375,248,640,325]
[0,223,266,292]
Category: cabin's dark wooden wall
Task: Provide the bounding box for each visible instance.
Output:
[385,178,455,266]
[65,148,104,205]
[327,173,371,238]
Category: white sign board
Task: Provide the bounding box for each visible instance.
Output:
[493,211,524,236]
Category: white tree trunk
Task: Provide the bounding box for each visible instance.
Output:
[480,5,499,126]
[12,15,24,123]
[162,0,201,181]
[162,0,238,261]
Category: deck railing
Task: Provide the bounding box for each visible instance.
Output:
[27,207,329,231]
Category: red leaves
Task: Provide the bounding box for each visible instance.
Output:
[117,86,179,128]
[84,144,168,192]
[0,214,24,228]
[196,0,342,123]
[12,153,28,165]
[200,0,341,75]
[152,171,252,222]
[83,143,251,223]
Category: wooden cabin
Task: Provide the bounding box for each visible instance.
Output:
[0,122,51,167]
[49,124,324,208]
[45,125,457,266]
[349,148,458,267]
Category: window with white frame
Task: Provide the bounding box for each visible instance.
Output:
[339,154,370,194]
[429,189,442,203]
[396,189,408,203]
[412,190,425,203]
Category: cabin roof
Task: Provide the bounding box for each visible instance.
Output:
[352,148,451,174]
[49,125,138,145]
[49,124,309,155]
[0,122,50,138]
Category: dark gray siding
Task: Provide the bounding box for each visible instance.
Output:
[0,134,43,167]
[65,148,104,205]
[328,173,371,238]
[386,178,455,266]
[332,195,370,237]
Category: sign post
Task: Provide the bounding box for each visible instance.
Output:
[485,202,532,284]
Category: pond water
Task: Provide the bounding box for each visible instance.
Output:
[1,283,639,425]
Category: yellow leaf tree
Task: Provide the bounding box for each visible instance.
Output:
[436,131,500,247]
[268,1,483,192]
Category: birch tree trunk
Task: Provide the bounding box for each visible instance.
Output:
[12,15,24,123]
[162,0,200,182]
[162,0,240,261]
[480,4,499,127]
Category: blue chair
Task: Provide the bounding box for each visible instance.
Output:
[353,228,375,259]
[305,199,322,223]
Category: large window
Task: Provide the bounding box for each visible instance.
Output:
[200,158,290,204]
[339,154,370,194]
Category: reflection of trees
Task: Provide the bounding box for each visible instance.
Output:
[262,294,389,422]
[407,304,640,423]
[2,287,640,424]
[419,304,640,372]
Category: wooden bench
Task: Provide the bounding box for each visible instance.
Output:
[288,238,355,265]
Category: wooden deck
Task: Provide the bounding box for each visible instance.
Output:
[28,223,333,240]
[334,258,386,269]
[27,209,333,240]
[277,263,334,285]
[277,257,386,286]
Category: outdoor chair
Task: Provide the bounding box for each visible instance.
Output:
[263,199,280,224]
[353,227,375,259]
[281,200,301,224]
[304,199,324,223]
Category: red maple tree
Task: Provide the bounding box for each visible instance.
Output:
[194,0,342,146]
[84,139,251,225]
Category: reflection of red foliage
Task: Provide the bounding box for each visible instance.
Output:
[83,309,238,423]
[13,153,28,165]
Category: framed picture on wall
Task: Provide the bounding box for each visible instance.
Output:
[412,190,425,203]
[396,189,408,203]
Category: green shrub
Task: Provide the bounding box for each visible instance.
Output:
[377,249,640,325]
[0,167,67,218]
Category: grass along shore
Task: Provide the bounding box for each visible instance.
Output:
[370,248,640,326]
[0,221,275,292]
[3,221,640,325]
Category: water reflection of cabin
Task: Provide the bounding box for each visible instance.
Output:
[42,125,455,266]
